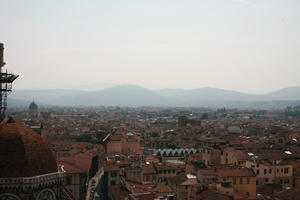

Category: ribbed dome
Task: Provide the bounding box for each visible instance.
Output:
[29,101,38,110]
[0,122,57,178]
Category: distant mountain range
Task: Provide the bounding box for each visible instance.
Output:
[8,85,300,109]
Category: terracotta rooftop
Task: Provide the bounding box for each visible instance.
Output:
[129,193,156,200]
[0,122,58,178]
[180,178,199,186]
[232,150,250,160]
[155,163,177,171]
[197,190,232,200]
[153,183,172,194]
[257,184,300,200]
[57,152,93,173]
[104,162,120,172]
[142,163,156,174]
[167,173,186,185]
[127,181,152,193]
[199,167,255,178]
[109,134,123,141]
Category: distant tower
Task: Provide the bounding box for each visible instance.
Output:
[0,43,18,121]
[178,115,188,127]
[29,101,39,118]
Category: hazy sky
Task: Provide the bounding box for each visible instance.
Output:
[1,0,299,93]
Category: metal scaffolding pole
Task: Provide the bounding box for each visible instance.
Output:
[0,43,18,121]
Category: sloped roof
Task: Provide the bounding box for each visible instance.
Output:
[57,152,93,173]
[0,122,58,177]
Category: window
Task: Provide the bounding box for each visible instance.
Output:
[240,177,243,184]
[111,172,117,177]
[284,179,290,184]
[256,170,260,175]
[247,177,250,184]
[66,176,72,185]
[284,168,289,174]
[185,186,188,190]
[145,175,150,181]
[264,169,267,174]
[269,169,272,174]
[265,178,269,183]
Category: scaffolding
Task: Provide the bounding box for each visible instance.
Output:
[0,43,18,120]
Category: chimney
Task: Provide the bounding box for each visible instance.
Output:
[0,43,4,67]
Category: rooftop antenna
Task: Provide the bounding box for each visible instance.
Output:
[0,43,18,121]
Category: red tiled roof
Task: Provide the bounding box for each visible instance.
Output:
[130,193,156,200]
[257,184,300,200]
[199,167,255,177]
[197,190,232,200]
[0,122,58,178]
[104,162,120,172]
[155,163,177,171]
[57,152,93,173]
[128,181,152,193]
[167,173,186,185]
[232,150,250,160]
[142,163,156,174]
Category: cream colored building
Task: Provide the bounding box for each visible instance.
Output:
[198,167,257,199]
[105,131,141,155]
[246,160,293,187]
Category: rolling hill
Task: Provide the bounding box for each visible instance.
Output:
[8,85,300,109]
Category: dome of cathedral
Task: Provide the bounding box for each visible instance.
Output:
[29,101,38,110]
[0,122,58,178]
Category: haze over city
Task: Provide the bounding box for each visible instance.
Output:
[1,0,300,94]
[2,1,300,200]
